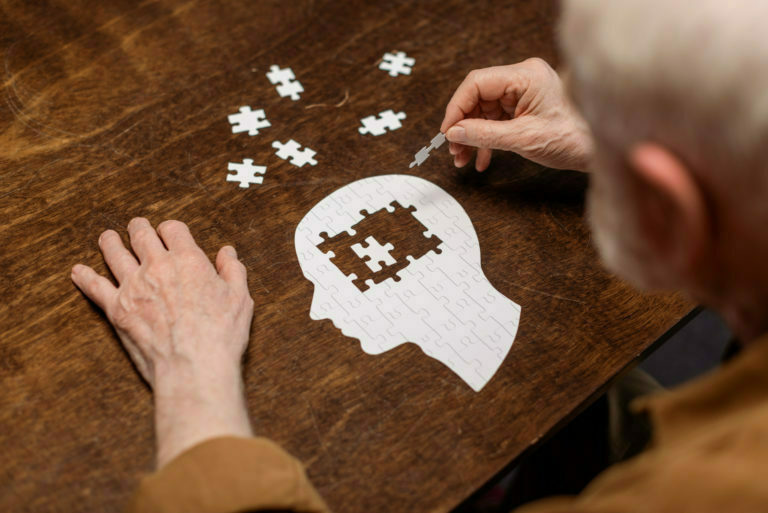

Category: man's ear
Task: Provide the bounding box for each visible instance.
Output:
[627,143,710,284]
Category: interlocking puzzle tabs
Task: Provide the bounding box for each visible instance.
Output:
[316,201,443,292]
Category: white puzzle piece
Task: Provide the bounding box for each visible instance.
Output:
[359,109,406,136]
[228,106,271,136]
[266,65,304,101]
[294,174,521,392]
[410,132,446,168]
[227,159,266,188]
[272,139,318,167]
[351,236,396,272]
[379,51,415,77]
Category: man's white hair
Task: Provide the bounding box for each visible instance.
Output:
[560,0,768,223]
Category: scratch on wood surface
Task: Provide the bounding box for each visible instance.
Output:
[322,403,361,441]
[1,61,150,159]
[120,0,199,52]
[0,3,148,90]
[304,88,350,110]
[448,445,468,486]
[3,42,78,142]
[500,278,585,305]
[0,2,201,159]
[326,10,401,63]
[377,409,429,462]
[305,399,336,467]
[546,205,571,235]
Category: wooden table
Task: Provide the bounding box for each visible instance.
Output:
[0,1,692,511]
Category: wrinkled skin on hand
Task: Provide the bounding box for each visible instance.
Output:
[72,218,254,467]
[441,57,595,172]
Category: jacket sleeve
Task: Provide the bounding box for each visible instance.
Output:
[129,436,331,513]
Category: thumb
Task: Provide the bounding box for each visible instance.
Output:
[446,118,526,152]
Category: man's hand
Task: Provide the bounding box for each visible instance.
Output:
[441,58,595,172]
[71,218,255,468]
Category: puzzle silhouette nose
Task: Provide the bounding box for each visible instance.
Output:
[309,287,333,319]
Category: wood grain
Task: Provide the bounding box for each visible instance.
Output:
[0,1,692,512]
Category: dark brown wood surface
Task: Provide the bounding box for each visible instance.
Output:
[0,1,692,512]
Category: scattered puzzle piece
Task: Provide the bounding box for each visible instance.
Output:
[227,159,266,188]
[359,109,406,136]
[351,236,396,272]
[379,51,415,77]
[410,132,446,168]
[272,139,318,167]
[266,65,304,101]
[228,106,271,136]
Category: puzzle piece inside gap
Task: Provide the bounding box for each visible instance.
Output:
[272,139,317,167]
[379,51,415,77]
[316,200,442,291]
[228,106,271,136]
[359,109,406,136]
[351,236,396,272]
[266,65,304,101]
[227,159,266,188]
[410,132,446,168]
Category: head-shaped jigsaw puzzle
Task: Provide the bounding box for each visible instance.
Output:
[295,174,521,391]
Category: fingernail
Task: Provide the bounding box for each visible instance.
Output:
[447,126,466,143]
[225,246,237,257]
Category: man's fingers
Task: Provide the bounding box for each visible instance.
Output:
[156,220,203,254]
[98,230,138,283]
[454,147,474,168]
[71,264,117,312]
[440,65,525,133]
[215,246,248,292]
[446,118,522,152]
[476,148,493,172]
[127,218,166,262]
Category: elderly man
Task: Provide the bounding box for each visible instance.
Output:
[71,0,768,511]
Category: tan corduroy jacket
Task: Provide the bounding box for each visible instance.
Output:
[131,335,768,513]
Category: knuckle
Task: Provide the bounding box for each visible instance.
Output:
[525,56,546,66]
[179,252,205,269]
[474,125,492,147]
[132,227,150,241]
[525,57,554,76]
[464,69,480,86]
[158,219,185,234]
[109,301,133,329]
[466,68,485,83]
[128,217,148,229]
[525,57,548,70]
[235,292,254,313]
[145,258,171,278]
[98,229,118,246]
